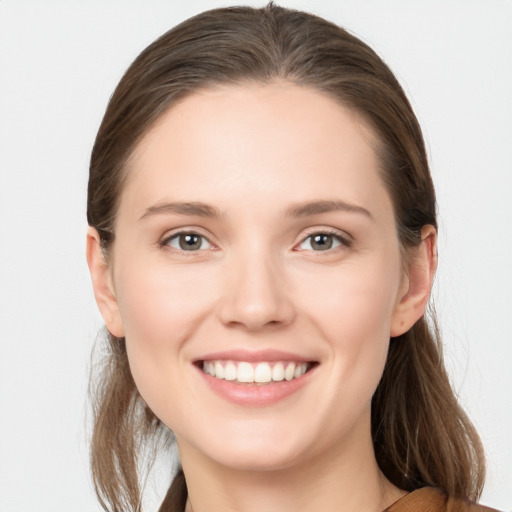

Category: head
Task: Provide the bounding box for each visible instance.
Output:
[86,4,484,512]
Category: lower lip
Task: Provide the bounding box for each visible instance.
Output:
[196,365,315,407]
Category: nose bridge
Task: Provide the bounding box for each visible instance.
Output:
[218,241,294,330]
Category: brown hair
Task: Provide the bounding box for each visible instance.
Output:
[87,4,485,512]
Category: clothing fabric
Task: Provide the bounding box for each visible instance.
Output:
[384,487,501,512]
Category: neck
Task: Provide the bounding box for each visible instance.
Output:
[178,419,405,512]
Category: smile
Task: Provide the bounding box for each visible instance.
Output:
[202,360,311,384]
[195,350,318,406]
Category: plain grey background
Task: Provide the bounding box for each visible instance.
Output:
[0,1,510,510]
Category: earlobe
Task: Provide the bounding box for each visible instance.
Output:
[86,227,125,338]
[390,225,438,337]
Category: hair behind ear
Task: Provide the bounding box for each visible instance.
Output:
[372,315,485,501]
[89,331,171,512]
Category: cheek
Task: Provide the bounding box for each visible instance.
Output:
[113,259,219,400]
[116,258,216,341]
[301,255,401,341]
[297,257,401,397]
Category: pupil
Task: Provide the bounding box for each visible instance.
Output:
[312,234,332,250]
[179,234,201,250]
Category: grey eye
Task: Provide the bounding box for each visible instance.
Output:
[299,233,343,251]
[167,233,210,251]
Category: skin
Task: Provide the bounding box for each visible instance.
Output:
[87,82,437,512]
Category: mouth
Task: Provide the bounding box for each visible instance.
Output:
[198,360,316,385]
[193,350,319,406]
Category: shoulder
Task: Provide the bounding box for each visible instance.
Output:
[384,487,502,512]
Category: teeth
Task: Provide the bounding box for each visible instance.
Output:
[214,361,225,379]
[224,362,237,381]
[272,362,285,382]
[284,363,295,381]
[254,362,272,383]
[294,364,303,379]
[202,360,309,384]
[237,362,254,383]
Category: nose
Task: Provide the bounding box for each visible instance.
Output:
[217,250,295,331]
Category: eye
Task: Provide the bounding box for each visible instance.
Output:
[297,231,348,251]
[163,232,212,252]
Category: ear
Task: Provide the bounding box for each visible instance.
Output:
[86,227,125,337]
[390,225,438,337]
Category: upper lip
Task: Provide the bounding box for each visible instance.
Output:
[195,349,316,363]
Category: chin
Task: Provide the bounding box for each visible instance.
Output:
[208,443,307,472]
[176,417,321,473]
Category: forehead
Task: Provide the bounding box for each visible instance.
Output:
[122,82,389,218]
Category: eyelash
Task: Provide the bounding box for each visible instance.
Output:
[159,231,215,254]
[159,228,352,254]
[296,229,352,252]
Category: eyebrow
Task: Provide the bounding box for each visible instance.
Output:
[139,201,221,221]
[139,199,372,221]
[285,200,373,219]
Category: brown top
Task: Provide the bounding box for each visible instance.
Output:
[384,487,501,512]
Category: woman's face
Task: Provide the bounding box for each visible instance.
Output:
[101,83,413,471]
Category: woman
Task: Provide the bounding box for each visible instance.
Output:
[86,4,499,512]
